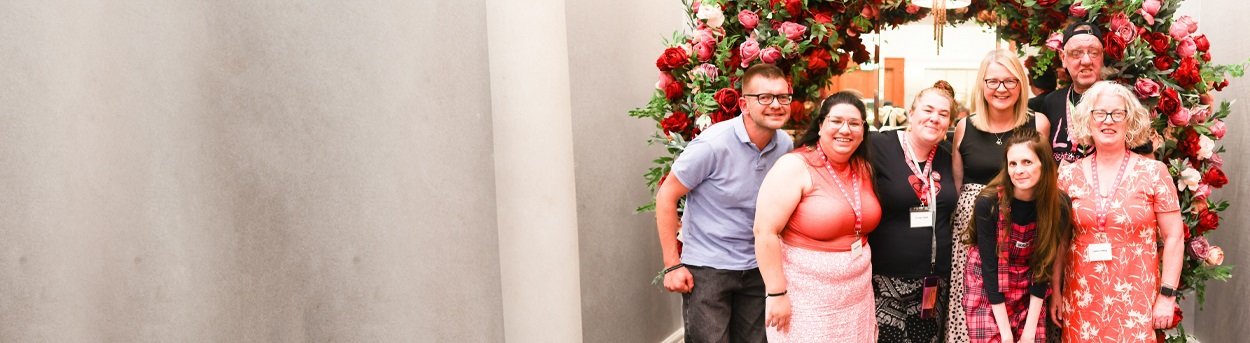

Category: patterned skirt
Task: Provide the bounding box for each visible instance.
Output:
[946,183,986,343]
[767,242,877,342]
[872,274,948,343]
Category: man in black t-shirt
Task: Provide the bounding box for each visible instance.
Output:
[1029,21,1105,163]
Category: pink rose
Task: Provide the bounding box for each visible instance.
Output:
[1070,1,1088,17]
[1169,21,1190,40]
[738,10,759,30]
[656,71,674,90]
[1211,119,1227,139]
[1191,106,1211,123]
[1207,246,1225,266]
[1140,0,1161,25]
[1170,107,1192,127]
[692,29,715,46]
[739,39,761,67]
[1177,37,1198,57]
[779,21,807,41]
[1134,78,1161,98]
[694,42,715,62]
[1110,13,1137,42]
[1045,32,1064,51]
[1179,15,1199,33]
[1196,183,1213,200]
[759,46,782,64]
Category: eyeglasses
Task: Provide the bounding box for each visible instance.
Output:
[984,79,1019,90]
[1091,109,1128,123]
[1065,49,1103,60]
[744,93,794,105]
[827,118,865,131]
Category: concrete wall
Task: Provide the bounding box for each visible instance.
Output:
[0,1,503,341]
[565,0,686,342]
[1192,0,1250,341]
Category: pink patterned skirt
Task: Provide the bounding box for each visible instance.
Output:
[767,241,877,342]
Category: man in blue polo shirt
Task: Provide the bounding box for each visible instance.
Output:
[655,63,794,343]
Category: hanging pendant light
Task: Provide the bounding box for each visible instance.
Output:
[911,0,971,54]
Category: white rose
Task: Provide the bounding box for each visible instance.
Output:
[1198,134,1215,160]
[697,3,725,28]
[1178,167,1201,191]
[695,113,712,130]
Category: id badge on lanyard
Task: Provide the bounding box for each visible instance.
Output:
[1087,233,1113,261]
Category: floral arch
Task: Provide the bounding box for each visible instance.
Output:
[630,0,1240,341]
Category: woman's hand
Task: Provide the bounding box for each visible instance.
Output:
[765,295,792,332]
[1049,296,1063,326]
[1152,295,1176,329]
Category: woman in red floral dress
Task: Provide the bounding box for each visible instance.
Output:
[1053,82,1185,342]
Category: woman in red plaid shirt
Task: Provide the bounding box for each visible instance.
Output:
[962,130,1071,342]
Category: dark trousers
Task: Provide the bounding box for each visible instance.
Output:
[681,265,766,343]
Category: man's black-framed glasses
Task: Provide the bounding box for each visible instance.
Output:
[744,93,794,105]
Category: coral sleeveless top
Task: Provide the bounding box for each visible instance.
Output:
[780,146,882,252]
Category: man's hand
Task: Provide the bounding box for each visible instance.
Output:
[663,266,694,293]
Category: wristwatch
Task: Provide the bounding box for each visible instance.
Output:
[1160,285,1178,297]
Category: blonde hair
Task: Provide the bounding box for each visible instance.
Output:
[971,49,1032,131]
[1068,81,1153,148]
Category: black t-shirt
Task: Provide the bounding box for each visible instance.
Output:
[972,194,1070,304]
[958,114,1037,185]
[867,130,957,279]
[1028,85,1152,163]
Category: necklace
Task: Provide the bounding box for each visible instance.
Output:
[992,130,1008,145]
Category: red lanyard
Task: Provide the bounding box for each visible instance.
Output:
[818,143,862,237]
[1089,151,1130,230]
[898,132,937,206]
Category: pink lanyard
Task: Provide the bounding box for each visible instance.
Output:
[817,143,862,238]
[1089,152,1130,231]
[898,132,937,206]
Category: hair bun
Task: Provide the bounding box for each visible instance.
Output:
[932,80,956,98]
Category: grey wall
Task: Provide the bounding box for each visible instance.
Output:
[0,1,503,341]
[566,0,686,341]
[1193,0,1250,341]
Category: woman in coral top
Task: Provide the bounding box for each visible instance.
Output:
[754,91,882,342]
[1053,81,1184,342]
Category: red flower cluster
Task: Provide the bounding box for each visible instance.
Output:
[1171,57,1202,89]
[1204,166,1229,188]
[1194,207,1220,235]
[1157,87,1181,116]
[1145,32,1171,54]
[656,47,689,71]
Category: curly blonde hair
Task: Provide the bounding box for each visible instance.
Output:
[1068,81,1153,148]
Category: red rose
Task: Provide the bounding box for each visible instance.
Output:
[784,0,802,17]
[1180,128,1201,160]
[663,81,683,100]
[811,7,833,24]
[1154,55,1174,71]
[1168,302,1184,329]
[710,110,734,124]
[1145,32,1171,54]
[790,98,808,123]
[1194,34,1210,52]
[655,47,689,71]
[1104,32,1128,61]
[833,51,851,73]
[807,47,832,72]
[661,111,691,137]
[1157,87,1181,115]
[1204,166,1229,188]
[1038,0,1059,6]
[1171,57,1202,89]
[1196,208,1220,234]
[1202,51,1212,62]
[713,88,740,113]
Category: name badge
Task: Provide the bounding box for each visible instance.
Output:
[910,206,933,228]
[1014,240,1030,249]
[851,238,864,258]
[1087,243,1113,262]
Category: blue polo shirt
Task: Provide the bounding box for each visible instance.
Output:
[672,115,793,270]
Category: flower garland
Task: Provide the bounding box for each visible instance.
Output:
[633,2,1241,340]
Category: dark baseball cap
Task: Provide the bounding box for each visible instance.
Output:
[1062,21,1104,46]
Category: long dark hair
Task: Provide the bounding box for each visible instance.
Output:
[797,91,873,180]
[971,129,1070,282]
